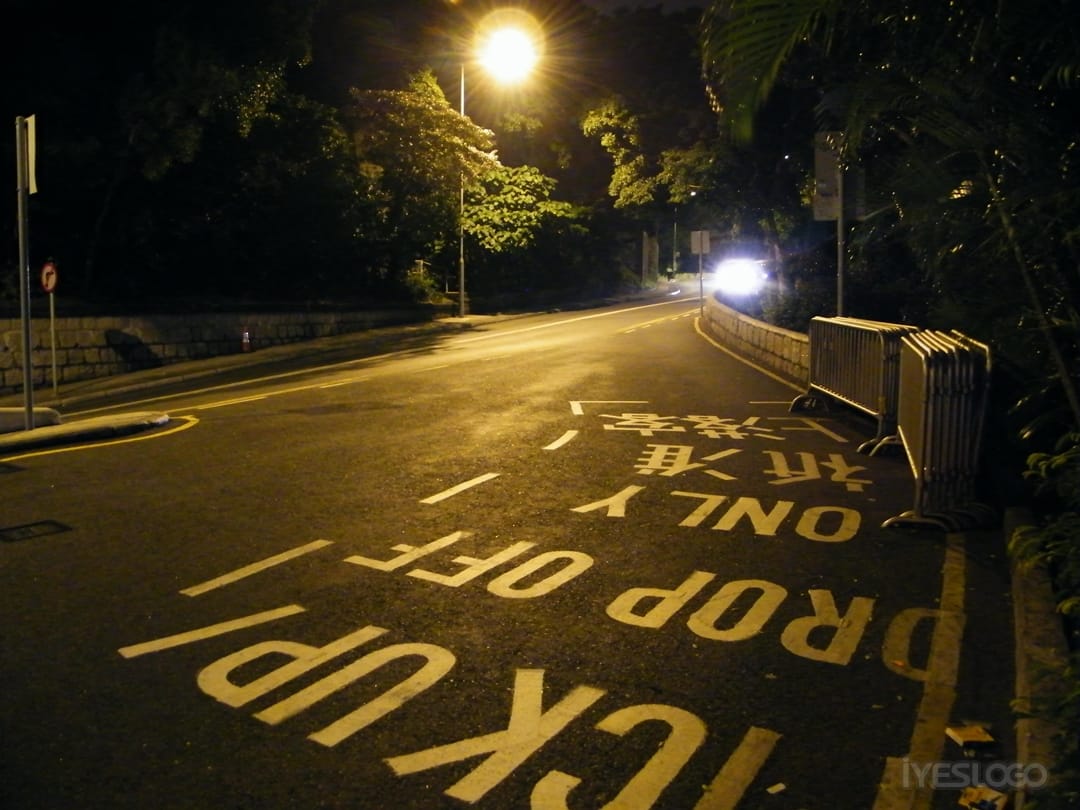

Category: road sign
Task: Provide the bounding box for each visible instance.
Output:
[41,261,58,293]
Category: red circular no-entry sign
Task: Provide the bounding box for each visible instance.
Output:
[41,261,58,293]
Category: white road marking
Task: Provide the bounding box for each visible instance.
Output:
[194,394,268,409]
[694,726,782,810]
[420,473,501,504]
[543,430,578,450]
[180,539,334,596]
[319,377,368,389]
[68,300,693,419]
[694,317,803,393]
[873,534,965,810]
[569,400,648,416]
[118,605,306,658]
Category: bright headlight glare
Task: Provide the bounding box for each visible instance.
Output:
[711,258,766,295]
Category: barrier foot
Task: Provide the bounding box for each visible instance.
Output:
[860,434,902,456]
[789,393,827,413]
[882,510,952,531]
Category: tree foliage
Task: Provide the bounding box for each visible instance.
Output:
[582,99,659,210]
[346,70,497,287]
[467,166,578,254]
[1,0,721,310]
[700,0,1080,431]
[2,0,322,301]
[700,4,1080,796]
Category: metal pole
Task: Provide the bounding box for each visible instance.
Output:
[698,248,704,315]
[15,116,34,430]
[836,163,845,316]
[672,213,677,277]
[458,63,467,318]
[49,292,58,397]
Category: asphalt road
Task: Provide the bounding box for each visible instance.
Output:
[0,296,1014,809]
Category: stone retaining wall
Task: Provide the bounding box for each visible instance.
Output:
[3,297,809,396]
[700,296,810,386]
[0,308,430,395]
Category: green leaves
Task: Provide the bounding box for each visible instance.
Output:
[466,165,577,253]
[701,0,838,142]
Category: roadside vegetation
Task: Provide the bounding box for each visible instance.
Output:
[3,2,1077,798]
[698,1,1079,803]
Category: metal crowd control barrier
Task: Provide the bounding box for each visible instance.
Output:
[882,330,994,530]
[790,316,920,454]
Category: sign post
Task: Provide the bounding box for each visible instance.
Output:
[814,132,866,317]
[41,260,58,396]
[15,115,36,430]
[691,229,710,314]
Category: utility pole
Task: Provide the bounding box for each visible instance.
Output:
[15,115,36,430]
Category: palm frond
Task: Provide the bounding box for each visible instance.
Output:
[701,0,839,141]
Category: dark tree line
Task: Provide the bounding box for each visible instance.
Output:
[2,0,729,312]
[700,1,1080,797]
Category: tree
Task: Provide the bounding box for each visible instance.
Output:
[467,166,578,254]
[345,70,497,290]
[464,165,584,301]
[700,0,1080,432]
[2,0,323,302]
[582,98,660,210]
[700,8,1080,798]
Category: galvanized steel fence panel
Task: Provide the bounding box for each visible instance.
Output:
[883,330,993,530]
[790,316,919,454]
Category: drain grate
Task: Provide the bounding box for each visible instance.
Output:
[0,520,73,542]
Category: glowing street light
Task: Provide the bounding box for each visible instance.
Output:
[457,9,542,317]
[477,26,539,82]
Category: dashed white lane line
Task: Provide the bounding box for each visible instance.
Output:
[543,430,579,450]
[420,473,501,504]
[180,539,335,597]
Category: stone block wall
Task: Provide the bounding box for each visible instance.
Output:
[2,297,809,396]
[700,296,810,386]
[0,308,428,395]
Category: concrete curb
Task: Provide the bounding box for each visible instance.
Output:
[1006,506,1070,808]
[0,406,62,433]
[0,412,170,454]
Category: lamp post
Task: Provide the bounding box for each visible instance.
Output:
[459,62,466,317]
[457,11,541,317]
[672,190,696,278]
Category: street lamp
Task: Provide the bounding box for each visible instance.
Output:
[457,9,541,317]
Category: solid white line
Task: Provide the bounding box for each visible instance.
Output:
[117,605,306,658]
[453,299,699,347]
[194,394,268,409]
[72,300,694,418]
[543,430,579,450]
[180,539,334,596]
[420,472,501,504]
[694,317,803,393]
[319,377,368,388]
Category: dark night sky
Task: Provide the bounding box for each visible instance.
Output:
[584,0,703,12]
